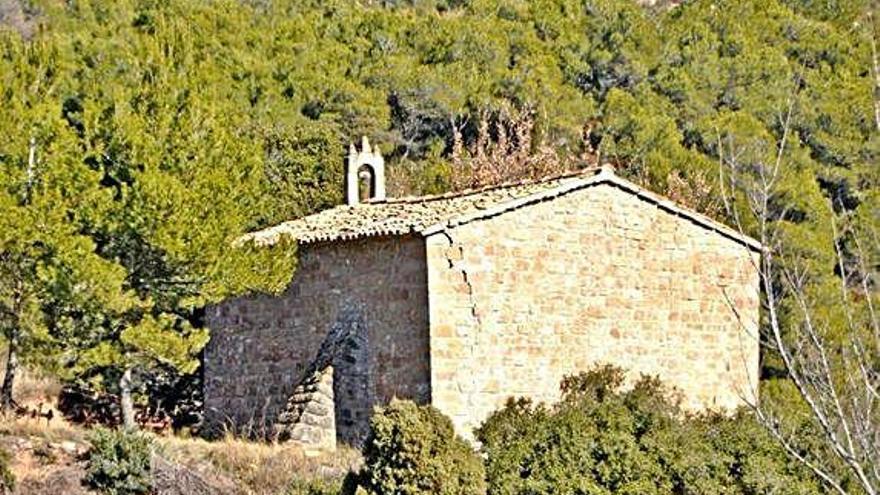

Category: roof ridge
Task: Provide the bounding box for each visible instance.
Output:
[417,168,762,251]
[366,166,603,205]
[239,163,761,251]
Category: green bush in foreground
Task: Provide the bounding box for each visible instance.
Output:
[287,478,347,495]
[0,447,14,494]
[477,365,825,495]
[357,399,486,495]
[85,428,153,495]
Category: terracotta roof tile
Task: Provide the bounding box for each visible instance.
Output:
[240,168,597,245]
[239,166,762,250]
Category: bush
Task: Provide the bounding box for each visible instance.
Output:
[287,478,346,495]
[356,399,486,495]
[0,447,14,494]
[476,365,824,495]
[85,428,153,495]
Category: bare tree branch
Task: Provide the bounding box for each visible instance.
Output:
[718,87,879,494]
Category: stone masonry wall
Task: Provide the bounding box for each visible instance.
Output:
[425,182,761,436]
[204,235,430,445]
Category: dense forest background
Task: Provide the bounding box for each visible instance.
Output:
[0,0,878,485]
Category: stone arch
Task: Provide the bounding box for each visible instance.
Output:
[346,136,385,205]
[357,164,378,203]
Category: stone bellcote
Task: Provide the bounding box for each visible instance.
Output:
[346,136,386,205]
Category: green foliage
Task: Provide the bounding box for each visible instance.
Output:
[0,0,302,415]
[85,427,153,495]
[0,0,875,436]
[287,478,346,495]
[476,366,824,495]
[357,399,486,495]
[0,446,14,493]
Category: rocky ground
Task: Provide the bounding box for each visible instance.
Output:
[0,367,359,495]
[0,421,93,494]
[0,414,359,495]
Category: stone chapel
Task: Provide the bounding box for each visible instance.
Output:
[203,137,761,450]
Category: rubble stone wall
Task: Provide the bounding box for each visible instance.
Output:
[425,182,761,436]
[203,235,431,445]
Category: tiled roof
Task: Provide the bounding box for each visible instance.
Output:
[240,166,762,250]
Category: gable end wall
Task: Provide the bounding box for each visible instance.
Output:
[425,183,761,436]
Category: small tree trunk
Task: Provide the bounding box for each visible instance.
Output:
[120,367,136,430]
[0,327,18,412]
[870,13,880,132]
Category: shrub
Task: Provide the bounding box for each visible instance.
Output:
[287,478,345,495]
[0,447,14,494]
[356,399,486,495]
[476,365,824,495]
[85,428,153,495]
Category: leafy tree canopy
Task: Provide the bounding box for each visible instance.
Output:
[0,0,876,430]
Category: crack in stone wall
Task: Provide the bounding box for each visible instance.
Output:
[437,231,484,411]
[440,232,482,325]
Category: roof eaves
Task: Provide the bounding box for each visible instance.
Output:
[300,225,418,245]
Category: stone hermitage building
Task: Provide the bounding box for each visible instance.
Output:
[204,137,762,450]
